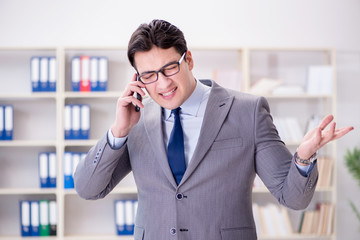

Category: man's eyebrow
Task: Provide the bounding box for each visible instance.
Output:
[139,59,178,75]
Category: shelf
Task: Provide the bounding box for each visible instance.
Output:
[0,46,337,240]
[64,139,99,147]
[253,186,334,193]
[64,235,132,240]
[0,93,57,100]
[0,237,57,240]
[0,140,57,147]
[262,94,333,99]
[64,187,137,196]
[64,91,123,99]
[0,188,57,195]
[259,234,335,239]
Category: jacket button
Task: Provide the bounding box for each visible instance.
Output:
[176,193,183,200]
[170,228,176,235]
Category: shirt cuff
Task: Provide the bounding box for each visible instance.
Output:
[107,129,127,150]
[295,160,316,177]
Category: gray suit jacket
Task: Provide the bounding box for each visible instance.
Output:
[74,80,318,240]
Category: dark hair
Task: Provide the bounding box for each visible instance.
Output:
[127,19,188,68]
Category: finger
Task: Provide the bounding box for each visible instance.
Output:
[332,126,355,140]
[122,84,146,98]
[119,96,144,109]
[318,114,334,131]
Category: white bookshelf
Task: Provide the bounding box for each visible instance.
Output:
[0,46,337,240]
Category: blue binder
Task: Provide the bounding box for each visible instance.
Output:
[63,152,74,189]
[71,105,81,139]
[20,201,31,236]
[4,105,13,140]
[48,57,56,92]
[38,152,49,188]
[30,201,40,236]
[0,106,4,140]
[115,200,126,235]
[31,57,41,92]
[98,57,108,91]
[40,57,49,91]
[71,57,81,91]
[80,105,90,139]
[90,57,99,91]
[64,105,72,140]
[124,200,135,235]
[48,152,57,188]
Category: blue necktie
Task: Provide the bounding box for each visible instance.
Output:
[167,107,186,185]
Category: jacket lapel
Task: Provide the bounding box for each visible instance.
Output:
[143,101,178,188]
[180,82,234,186]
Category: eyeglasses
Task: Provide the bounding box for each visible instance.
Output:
[137,52,186,84]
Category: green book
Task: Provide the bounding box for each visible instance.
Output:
[39,200,50,236]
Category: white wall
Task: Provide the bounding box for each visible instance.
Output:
[1,0,360,238]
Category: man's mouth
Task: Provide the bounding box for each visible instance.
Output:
[161,87,177,97]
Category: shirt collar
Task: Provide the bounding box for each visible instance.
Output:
[164,79,210,120]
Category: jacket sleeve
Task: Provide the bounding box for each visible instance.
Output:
[254,97,318,210]
[74,133,132,200]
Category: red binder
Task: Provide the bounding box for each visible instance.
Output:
[80,56,90,92]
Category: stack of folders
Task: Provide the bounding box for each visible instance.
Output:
[71,56,108,92]
[30,57,57,92]
[64,104,90,140]
[63,152,86,189]
[0,105,13,140]
[38,152,57,188]
[114,200,138,235]
[20,200,57,237]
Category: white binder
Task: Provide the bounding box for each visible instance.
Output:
[40,57,49,91]
[48,152,57,188]
[31,57,40,92]
[64,152,74,189]
[64,105,72,139]
[80,104,90,139]
[30,201,40,236]
[90,57,99,91]
[39,152,48,188]
[0,106,4,140]
[99,57,108,91]
[4,105,13,140]
[71,57,81,91]
[71,105,81,139]
[48,57,57,91]
[20,201,31,236]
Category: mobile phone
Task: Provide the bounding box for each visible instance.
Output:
[135,74,142,112]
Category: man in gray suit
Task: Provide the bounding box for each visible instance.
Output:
[74,20,353,240]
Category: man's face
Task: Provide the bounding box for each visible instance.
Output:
[134,47,196,110]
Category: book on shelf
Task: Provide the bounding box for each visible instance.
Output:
[317,157,333,188]
[71,55,108,92]
[253,203,293,237]
[38,152,57,188]
[114,199,138,235]
[306,65,333,95]
[30,56,56,92]
[299,202,335,236]
[248,78,283,95]
[271,85,305,95]
[212,69,242,91]
[272,117,303,143]
[64,104,90,140]
[20,200,57,237]
[64,152,86,189]
[0,105,13,141]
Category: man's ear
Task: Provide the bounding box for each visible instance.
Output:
[185,50,194,71]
